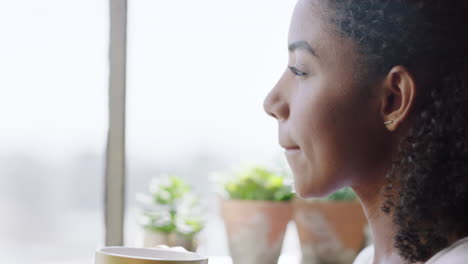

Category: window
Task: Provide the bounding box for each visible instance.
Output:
[0,1,107,263]
[0,0,298,262]
[125,0,297,256]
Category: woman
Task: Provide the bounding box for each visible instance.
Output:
[263,1,468,263]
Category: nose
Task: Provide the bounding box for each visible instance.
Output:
[263,75,290,121]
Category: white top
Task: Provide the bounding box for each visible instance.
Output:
[353,237,468,264]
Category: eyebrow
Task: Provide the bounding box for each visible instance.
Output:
[288,41,318,57]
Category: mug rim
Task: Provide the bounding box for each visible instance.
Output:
[96,246,208,262]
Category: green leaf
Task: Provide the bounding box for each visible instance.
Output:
[138,175,204,236]
[223,166,294,201]
[324,187,357,201]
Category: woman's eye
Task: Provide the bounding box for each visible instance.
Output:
[288,66,307,77]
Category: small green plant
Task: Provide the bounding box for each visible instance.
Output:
[324,187,357,201]
[223,166,294,201]
[137,175,204,237]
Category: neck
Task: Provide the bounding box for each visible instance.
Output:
[353,181,406,264]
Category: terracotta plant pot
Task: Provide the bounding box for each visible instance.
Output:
[142,229,197,252]
[142,229,171,247]
[221,199,293,264]
[293,199,368,264]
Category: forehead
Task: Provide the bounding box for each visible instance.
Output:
[288,0,355,60]
[288,1,329,50]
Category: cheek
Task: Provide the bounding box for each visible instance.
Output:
[296,80,352,160]
[290,80,374,196]
[313,95,353,176]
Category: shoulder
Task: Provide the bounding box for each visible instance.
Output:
[426,237,468,264]
[353,245,373,264]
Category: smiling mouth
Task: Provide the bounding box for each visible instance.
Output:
[284,146,300,150]
[282,145,301,153]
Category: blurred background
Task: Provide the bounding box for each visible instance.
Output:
[0,0,297,263]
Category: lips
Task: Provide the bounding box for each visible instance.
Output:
[280,142,301,153]
[279,128,300,152]
[283,147,301,155]
[282,145,300,151]
[279,137,300,151]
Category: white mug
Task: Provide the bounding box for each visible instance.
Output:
[95,247,209,264]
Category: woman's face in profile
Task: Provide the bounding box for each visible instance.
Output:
[264,0,389,198]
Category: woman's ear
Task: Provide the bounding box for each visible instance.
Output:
[380,66,417,131]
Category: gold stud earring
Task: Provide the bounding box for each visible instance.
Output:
[384,120,393,125]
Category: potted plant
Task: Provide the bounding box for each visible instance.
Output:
[137,175,204,251]
[293,187,368,264]
[219,166,294,264]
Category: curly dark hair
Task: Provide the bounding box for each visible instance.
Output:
[320,0,468,262]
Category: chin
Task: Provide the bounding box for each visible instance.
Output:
[294,187,318,199]
[286,155,345,198]
[292,172,343,199]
